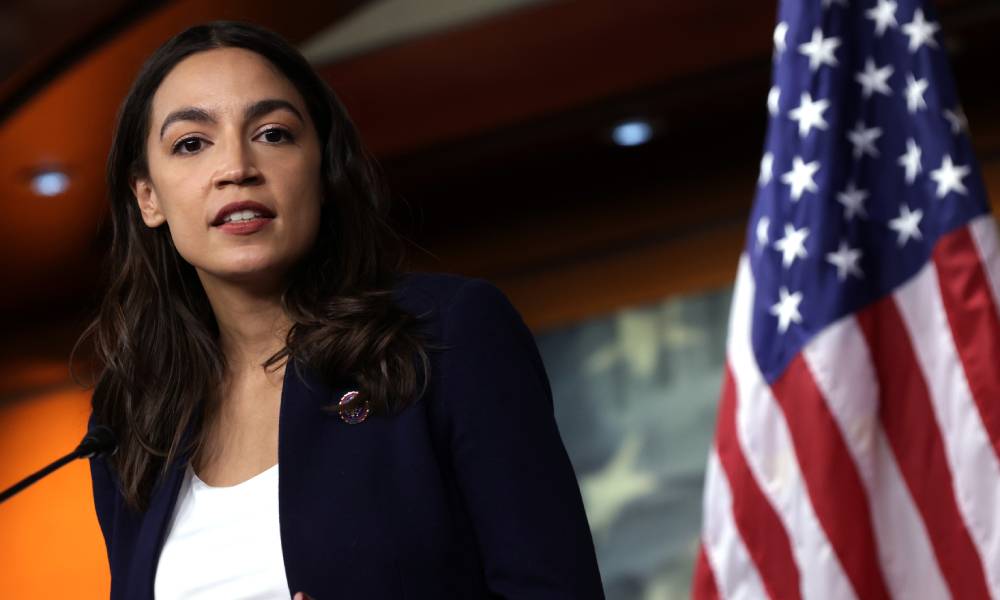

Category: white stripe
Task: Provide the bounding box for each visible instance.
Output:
[802,316,951,600]
[968,215,1000,316]
[728,256,856,600]
[702,449,769,600]
[894,261,1000,597]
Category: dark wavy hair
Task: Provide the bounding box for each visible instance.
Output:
[71,21,430,512]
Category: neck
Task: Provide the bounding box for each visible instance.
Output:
[198,270,293,377]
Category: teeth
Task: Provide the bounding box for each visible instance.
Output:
[223,210,264,223]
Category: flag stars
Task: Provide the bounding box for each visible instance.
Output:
[773,22,789,56]
[799,28,841,71]
[837,182,869,220]
[905,75,929,113]
[781,156,821,200]
[856,59,894,99]
[755,216,771,251]
[902,8,940,53]
[759,152,774,186]
[898,139,923,184]
[930,154,971,198]
[866,0,898,37]
[944,107,969,135]
[847,121,883,159]
[774,223,810,268]
[826,241,864,280]
[889,204,924,246]
[768,86,781,116]
[770,287,804,334]
[789,92,830,138]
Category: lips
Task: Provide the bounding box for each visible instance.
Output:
[211,201,276,226]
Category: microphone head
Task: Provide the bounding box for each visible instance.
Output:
[77,424,118,458]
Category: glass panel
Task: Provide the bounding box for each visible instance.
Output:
[536,285,733,599]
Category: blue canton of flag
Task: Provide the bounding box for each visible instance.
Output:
[751,0,987,381]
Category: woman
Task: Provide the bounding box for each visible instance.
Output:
[77,20,604,600]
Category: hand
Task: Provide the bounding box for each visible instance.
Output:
[293,593,314,600]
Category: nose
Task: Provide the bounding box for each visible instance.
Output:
[211,137,263,189]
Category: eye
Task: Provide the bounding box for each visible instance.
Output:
[172,137,206,155]
[257,127,294,144]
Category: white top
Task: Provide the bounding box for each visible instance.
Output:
[153,461,290,600]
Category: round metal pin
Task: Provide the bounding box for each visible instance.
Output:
[337,390,369,424]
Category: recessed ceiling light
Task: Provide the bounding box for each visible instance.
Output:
[612,120,653,147]
[31,170,70,196]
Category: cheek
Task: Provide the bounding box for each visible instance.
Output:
[286,188,323,256]
[163,208,208,265]
[152,179,207,258]
[281,156,324,237]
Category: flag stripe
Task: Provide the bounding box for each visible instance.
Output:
[856,291,992,599]
[969,216,1000,317]
[728,258,857,600]
[716,364,800,600]
[894,257,1000,596]
[769,354,891,600]
[701,450,770,600]
[692,544,721,600]
[933,225,1000,462]
[803,316,951,600]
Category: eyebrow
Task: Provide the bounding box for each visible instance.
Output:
[159,98,305,140]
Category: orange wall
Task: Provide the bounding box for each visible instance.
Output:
[0,388,108,598]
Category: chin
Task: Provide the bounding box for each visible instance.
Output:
[199,257,289,284]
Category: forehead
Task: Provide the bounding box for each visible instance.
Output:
[150,47,304,118]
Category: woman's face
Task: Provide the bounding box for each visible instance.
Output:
[133,47,323,291]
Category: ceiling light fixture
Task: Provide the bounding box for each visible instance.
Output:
[611,120,654,147]
[30,169,70,196]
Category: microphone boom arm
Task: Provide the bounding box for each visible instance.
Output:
[0,425,117,505]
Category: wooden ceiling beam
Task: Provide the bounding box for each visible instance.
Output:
[319,0,777,158]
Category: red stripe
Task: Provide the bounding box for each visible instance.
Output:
[692,543,721,600]
[715,364,800,600]
[933,226,1000,462]
[856,298,991,599]
[769,354,891,600]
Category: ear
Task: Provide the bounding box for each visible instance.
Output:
[131,176,166,228]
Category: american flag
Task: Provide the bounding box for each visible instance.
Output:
[692,1,1000,598]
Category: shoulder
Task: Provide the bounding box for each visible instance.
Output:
[392,271,470,310]
[393,272,544,384]
[392,271,522,332]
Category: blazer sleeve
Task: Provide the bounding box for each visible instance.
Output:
[439,278,605,599]
[86,409,119,555]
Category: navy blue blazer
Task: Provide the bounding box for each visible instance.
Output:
[88,273,605,599]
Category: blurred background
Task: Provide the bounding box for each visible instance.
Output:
[1,0,998,597]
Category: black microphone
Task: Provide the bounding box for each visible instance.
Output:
[0,425,118,504]
[75,425,118,459]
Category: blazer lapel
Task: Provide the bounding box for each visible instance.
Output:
[278,357,405,598]
[124,437,191,599]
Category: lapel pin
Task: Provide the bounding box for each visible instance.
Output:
[337,390,370,424]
